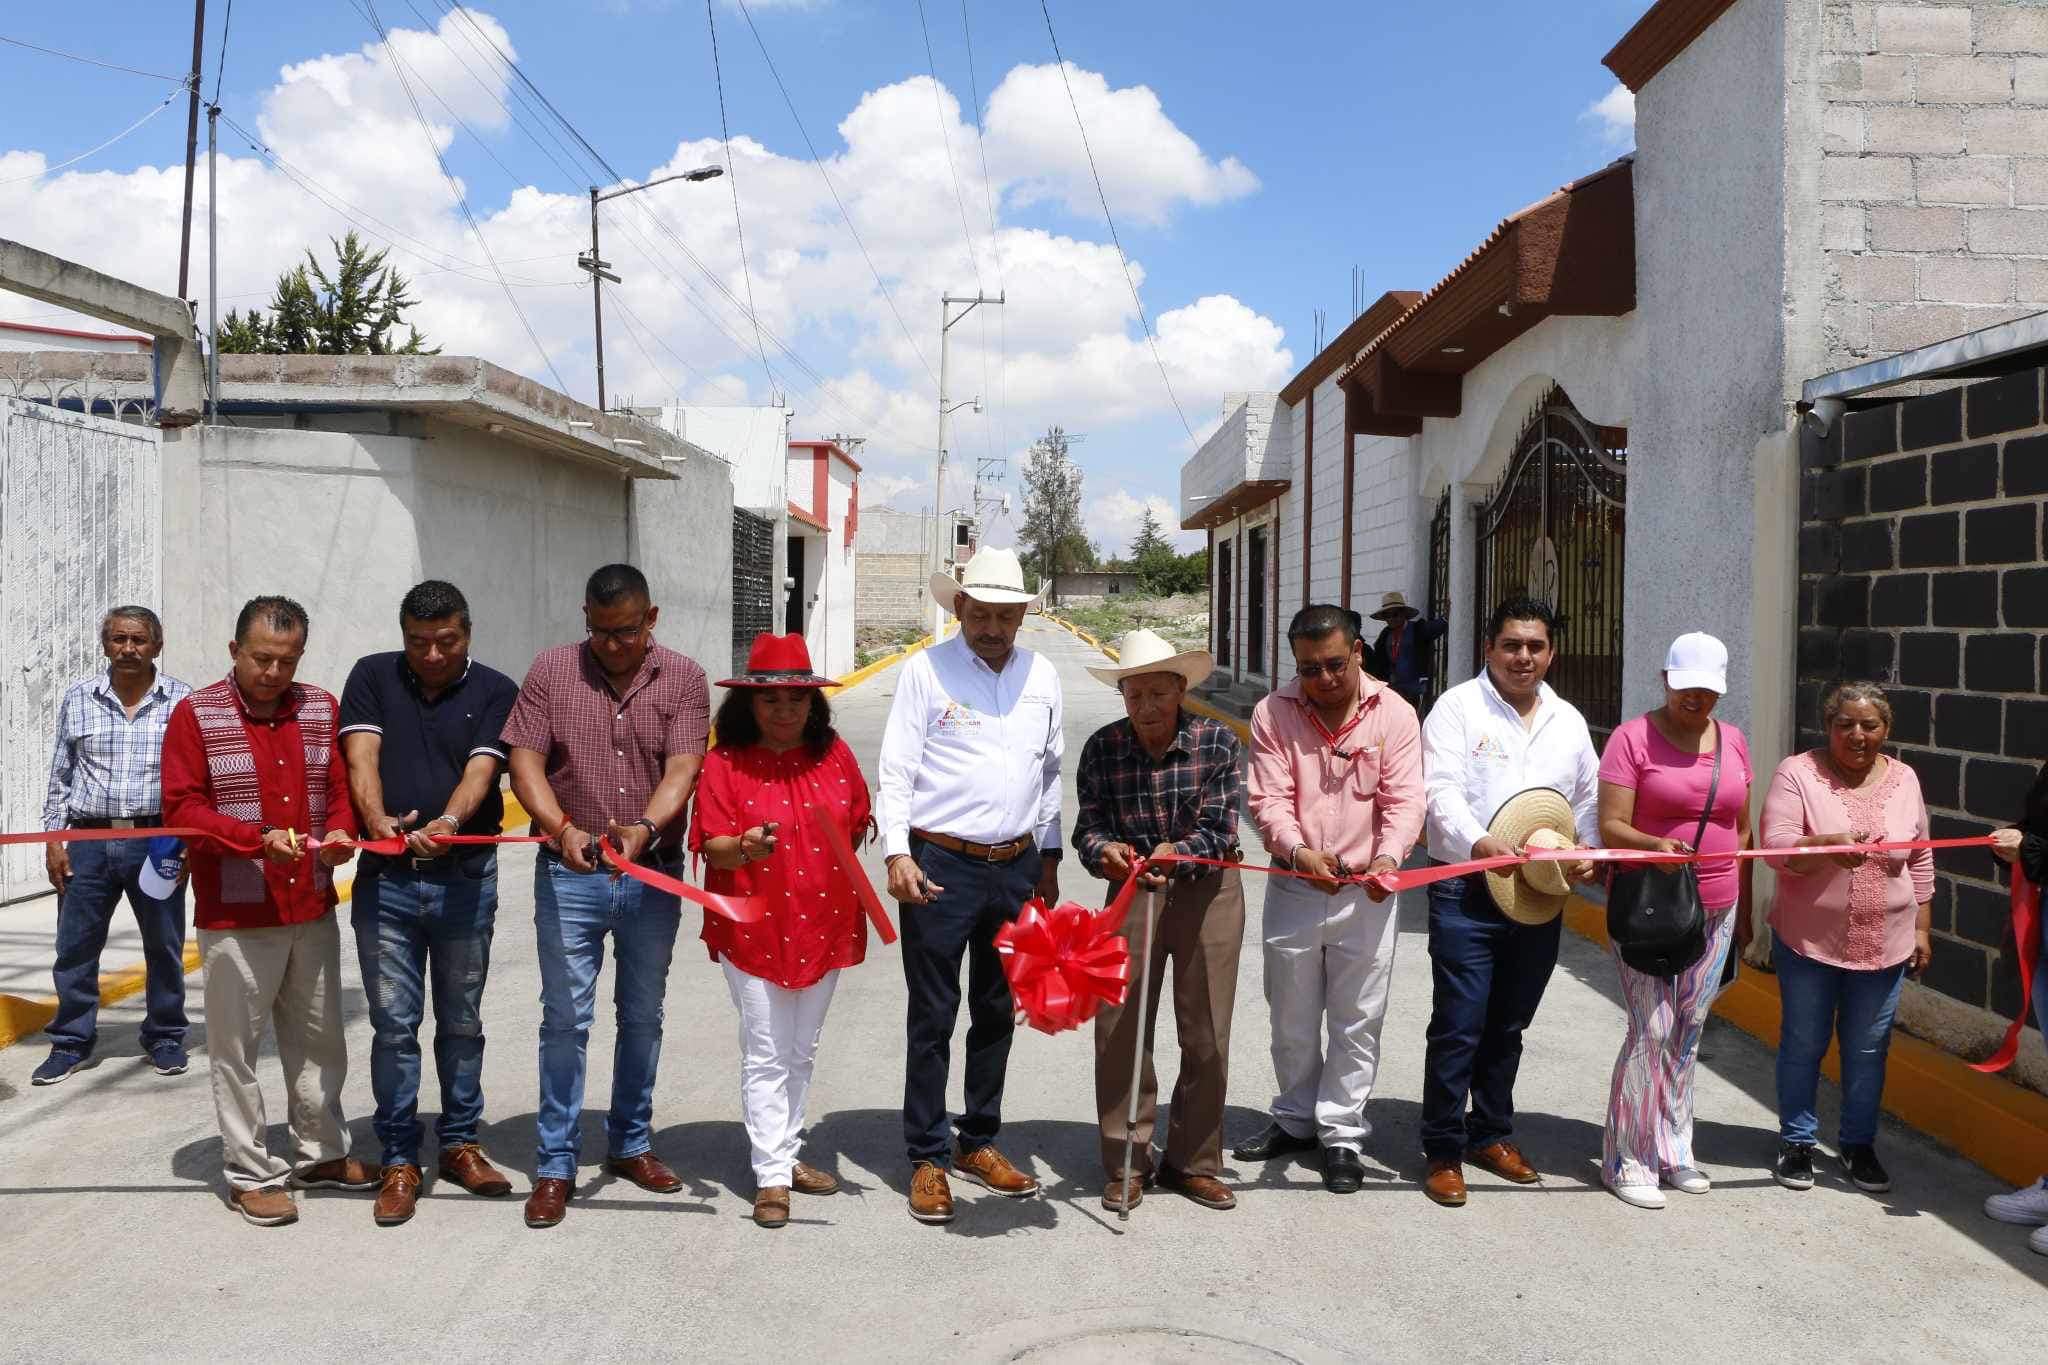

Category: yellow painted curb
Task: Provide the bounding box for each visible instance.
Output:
[1,792,541,1052]
[1561,898,2048,1186]
[828,631,939,698]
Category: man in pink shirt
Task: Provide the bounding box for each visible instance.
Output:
[1234,604,1424,1193]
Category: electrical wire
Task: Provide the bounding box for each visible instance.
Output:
[1037,0,1196,443]
[733,0,937,389]
[211,0,234,104]
[959,0,1007,491]
[0,34,188,84]
[704,0,775,394]
[0,85,184,186]
[914,0,981,288]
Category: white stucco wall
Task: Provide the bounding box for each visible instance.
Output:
[815,456,857,677]
[1627,0,1789,737]
[631,446,738,678]
[657,404,787,511]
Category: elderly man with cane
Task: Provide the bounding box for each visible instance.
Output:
[1073,630,1245,1215]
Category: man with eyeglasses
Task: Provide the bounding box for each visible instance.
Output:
[1234,604,1424,1194]
[501,563,709,1229]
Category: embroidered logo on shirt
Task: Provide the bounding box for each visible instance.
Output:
[935,701,983,733]
[1471,734,1509,761]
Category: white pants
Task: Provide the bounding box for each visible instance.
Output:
[1262,875,1400,1151]
[722,960,839,1188]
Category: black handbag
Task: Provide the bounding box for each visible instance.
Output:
[1606,721,1721,978]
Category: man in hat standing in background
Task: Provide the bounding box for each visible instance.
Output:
[1235,604,1425,1194]
[1366,591,1448,712]
[1417,597,1600,1208]
[877,547,1065,1226]
[1073,629,1245,1212]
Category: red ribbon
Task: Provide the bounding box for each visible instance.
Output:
[596,837,765,924]
[1971,873,2041,1074]
[809,803,897,945]
[993,895,1135,1035]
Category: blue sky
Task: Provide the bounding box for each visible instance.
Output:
[1,1,1645,552]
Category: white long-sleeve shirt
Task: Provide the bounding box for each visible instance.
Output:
[876,632,1064,858]
[1421,670,1600,865]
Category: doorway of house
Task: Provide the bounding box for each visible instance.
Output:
[785,534,807,635]
[1245,526,1267,679]
[1215,539,1235,670]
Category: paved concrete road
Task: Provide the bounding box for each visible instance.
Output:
[0,618,2041,1362]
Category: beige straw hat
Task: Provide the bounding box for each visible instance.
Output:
[1481,787,1580,926]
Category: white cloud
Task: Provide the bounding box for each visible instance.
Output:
[983,63,1258,228]
[859,472,919,507]
[0,10,1286,524]
[1581,83,1635,149]
[1086,488,1201,557]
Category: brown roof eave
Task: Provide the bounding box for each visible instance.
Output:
[1603,0,1740,93]
[1277,291,1422,404]
[1182,478,1288,531]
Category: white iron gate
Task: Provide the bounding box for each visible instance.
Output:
[0,399,162,903]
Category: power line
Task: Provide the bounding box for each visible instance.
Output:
[914,0,980,287]
[732,0,936,389]
[355,0,571,393]
[704,0,775,394]
[958,0,1007,479]
[0,34,188,84]
[1037,0,1196,442]
[0,85,184,187]
[211,0,234,104]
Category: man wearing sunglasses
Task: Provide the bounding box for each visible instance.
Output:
[1235,604,1424,1193]
[502,563,709,1229]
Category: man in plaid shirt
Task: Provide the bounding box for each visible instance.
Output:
[35,606,193,1086]
[1072,629,1244,1213]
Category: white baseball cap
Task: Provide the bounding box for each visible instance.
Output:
[1664,632,1729,695]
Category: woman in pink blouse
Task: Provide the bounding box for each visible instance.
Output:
[1595,633,1753,1210]
[1760,681,1934,1198]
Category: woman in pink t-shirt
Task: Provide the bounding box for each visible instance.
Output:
[1594,633,1754,1210]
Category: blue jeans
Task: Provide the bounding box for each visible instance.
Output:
[1419,872,1563,1160]
[532,849,682,1181]
[1772,932,1908,1147]
[48,837,187,1053]
[350,853,497,1167]
[900,841,1041,1164]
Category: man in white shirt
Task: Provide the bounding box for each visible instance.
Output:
[877,547,1064,1226]
[1418,597,1599,1208]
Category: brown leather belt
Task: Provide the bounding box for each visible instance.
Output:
[911,828,1036,863]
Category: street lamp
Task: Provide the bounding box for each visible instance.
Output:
[579,164,724,412]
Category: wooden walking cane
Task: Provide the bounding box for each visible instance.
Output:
[1117,885,1163,1223]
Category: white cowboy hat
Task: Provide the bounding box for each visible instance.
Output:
[927,546,1045,613]
[1481,787,1580,926]
[1085,629,1215,690]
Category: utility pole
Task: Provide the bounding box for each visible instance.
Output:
[205,102,219,421]
[175,0,206,300]
[930,290,1002,636]
[578,164,723,411]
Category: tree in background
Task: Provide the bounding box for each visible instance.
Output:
[1129,504,1208,595]
[1020,426,1093,596]
[215,231,436,355]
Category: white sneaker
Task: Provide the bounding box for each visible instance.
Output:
[2030,1225,2048,1257]
[1611,1183,1666,1210]
[1664,1167,1711,1195]
[1983,1176,2048,1227]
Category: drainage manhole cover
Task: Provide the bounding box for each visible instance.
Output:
[1008,1328,1299,1363]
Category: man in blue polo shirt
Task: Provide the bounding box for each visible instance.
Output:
[339,580,519,1226]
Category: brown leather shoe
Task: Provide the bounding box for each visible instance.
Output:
[231,1185,298,1226]
[438,1143,513,1197]
[524,1177,571,1228]
[1468,1140,1541,1184]
[606,1152,684,1193]
[1158,1165,1237,1210]
[290,1156,381,1190]
[791,1161,839,1196]
[374,1165,422,1226]
[908,1161,954,1224]
[1424,1159,1468,1208]
[1101,1174,1145,1211]
[953,1143,1040,1198]
[753,1186,791,1229]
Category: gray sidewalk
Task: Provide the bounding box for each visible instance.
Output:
[0,618,2040,1362]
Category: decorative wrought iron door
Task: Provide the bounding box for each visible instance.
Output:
[1473,388,1627,738]
[1424,488,1451,715]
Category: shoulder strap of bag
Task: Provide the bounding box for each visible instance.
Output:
[1691,721,1723,852]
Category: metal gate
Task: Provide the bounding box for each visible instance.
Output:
[1424,487,1451,715]
[0,399,162,903]
[731,507,774,675]
[1473,388,1627,738]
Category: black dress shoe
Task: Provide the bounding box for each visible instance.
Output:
[1322,1146,1365,1194]
[1231,1122,1318,1161]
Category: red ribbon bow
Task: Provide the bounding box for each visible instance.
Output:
[993,891,1135,1035]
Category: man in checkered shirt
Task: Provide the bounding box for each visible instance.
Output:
[1071,629,1245,1214]
[35,605,193,1087]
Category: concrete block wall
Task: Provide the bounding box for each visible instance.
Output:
[1822,1,2048,364]
[1795,362,2046,1019]
[857,551,927,631]
[1307,375,1347,606]
[1349,433,1414,604]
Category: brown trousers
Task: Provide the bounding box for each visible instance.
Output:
[1094,869,1245,1178]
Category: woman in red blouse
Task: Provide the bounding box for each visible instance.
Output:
[690,634,873,1229]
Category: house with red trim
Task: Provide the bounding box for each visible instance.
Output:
[787,438,860,677]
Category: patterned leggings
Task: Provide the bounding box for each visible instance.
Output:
[1602,907,1738,1189]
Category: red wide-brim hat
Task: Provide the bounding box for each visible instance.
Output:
[718,632,840,689]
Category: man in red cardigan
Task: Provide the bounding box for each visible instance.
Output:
[161,596,376,1226]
